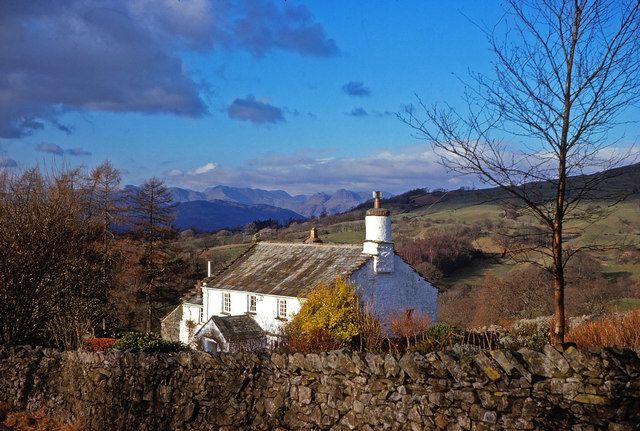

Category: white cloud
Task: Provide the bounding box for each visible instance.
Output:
[166,169,184,177]
[191,162,218,175]
[165,145,477,194]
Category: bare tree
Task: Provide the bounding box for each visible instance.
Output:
[88,161,123,297]
[400,0,640,344]
[89,162,122,252]
[0,168,105,347]
[129,177,175,332]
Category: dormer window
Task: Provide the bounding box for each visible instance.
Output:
[223,292,231,313]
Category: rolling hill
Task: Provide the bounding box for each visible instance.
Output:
[174,200,304,232]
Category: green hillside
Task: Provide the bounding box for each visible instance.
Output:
[177,163,640,321]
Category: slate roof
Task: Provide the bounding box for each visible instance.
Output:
[203,242,372,297]
[185,293,203,305]
[209,315,264,341]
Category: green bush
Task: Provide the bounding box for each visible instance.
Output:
[498,318,550,351]
[410,323,462,354]
[425,322,461,341]
[113,332,188,353]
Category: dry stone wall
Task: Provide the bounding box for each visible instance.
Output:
[0,345,638,430]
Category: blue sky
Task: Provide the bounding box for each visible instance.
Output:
[3,1,633,194]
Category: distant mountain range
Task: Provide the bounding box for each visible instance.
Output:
[173,200,304,232]
[123,185,391,233]
[167,185,388,218]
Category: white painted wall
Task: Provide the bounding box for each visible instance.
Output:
[201,287,303,335]
[364,215,391,242]
[182,303,202,324]
[363,214,394,273]
[179,303,204,344]
[350,255,438,327]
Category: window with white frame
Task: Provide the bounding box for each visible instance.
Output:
[223,292,231,313]
[277,299,287,319]
[248,295,257,313]
[199,306,204,323]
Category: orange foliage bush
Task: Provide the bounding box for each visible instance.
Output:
[389,309,431,347]
[284,329,343,353]
[566,310,640,349]
[0,403,79,431]
[82,337,117,352]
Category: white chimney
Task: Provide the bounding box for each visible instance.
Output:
[207,261,213,278]
[362,191,394,273]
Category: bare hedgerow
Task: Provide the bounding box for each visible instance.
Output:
[567,310,640,349]
[388,309,431,349]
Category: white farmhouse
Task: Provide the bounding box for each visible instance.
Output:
[162,192,438,351]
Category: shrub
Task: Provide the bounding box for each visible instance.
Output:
[0,403,79,431]
[82,337,117,352]
[113,332,187,353]
[283,328,343,353]
[389,309,431,348]
[355,303,384,352]
[501,319,550,351]
[566,310,640,349]
[288,277,360,344]
[437,284,475,329]
[410,323,462,354]
[470,266,553,328]
[397,233,477,277]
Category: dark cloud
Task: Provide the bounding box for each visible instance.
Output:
[0,156,17,168]
[227,95,284,124]
[35,142,90,156]
[0,0,337,138]
[348,108,368,117]
[342,81,371,97]
[36,142,64,155]
[66,147,91,157]
[219,0,339,57]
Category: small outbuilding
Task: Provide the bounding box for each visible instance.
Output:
[195,314,266,353]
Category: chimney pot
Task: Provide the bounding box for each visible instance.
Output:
[373,191,381,209]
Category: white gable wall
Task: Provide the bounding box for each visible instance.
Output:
[179,303,204,344]
[203,287,303,335]
[349,255,438,326]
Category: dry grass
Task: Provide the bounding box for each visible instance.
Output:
[566,310,640,349]
[0,403,78,431]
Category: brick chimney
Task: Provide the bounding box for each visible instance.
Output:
[362,191,394,273]
[304,226,323,243]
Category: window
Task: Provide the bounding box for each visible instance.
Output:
[277,299,287,319]
[248,295,257,313]
[223,292,231,313]
[199,306,204,323]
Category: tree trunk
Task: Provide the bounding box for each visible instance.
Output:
[551,259,566,345]
[146,284,152,333]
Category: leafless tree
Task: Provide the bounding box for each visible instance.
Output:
[400,0,640,344]
[129,177,176,332]
[87,161,123,304]
[0,169,106,347]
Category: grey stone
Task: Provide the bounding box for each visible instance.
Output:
[398,352,429,382]
[518,348,558,378]
[383,354,401,378]
[298,385,312,404]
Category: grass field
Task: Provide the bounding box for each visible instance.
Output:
[606,298,640,312]
[185,186,640,293]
